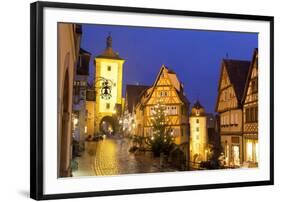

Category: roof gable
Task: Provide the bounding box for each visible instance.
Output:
[223,59,251,102]
[125,84,150,113]
[242,48,258,103]
[215,58,250,111]
[143,65,189,107]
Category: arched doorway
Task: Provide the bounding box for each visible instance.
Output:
[59,69,71,177]
[99,116,116,136]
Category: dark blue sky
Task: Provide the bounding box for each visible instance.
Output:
[81,24,258,114]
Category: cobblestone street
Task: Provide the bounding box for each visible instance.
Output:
[72,136,177,177]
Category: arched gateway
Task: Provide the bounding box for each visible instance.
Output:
[99,116,116,135]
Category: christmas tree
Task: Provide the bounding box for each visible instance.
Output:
[146,102,175,156]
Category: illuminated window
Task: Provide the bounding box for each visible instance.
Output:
[232,145,240,166]
[171,106,177,115]
[247,141,253,161]
[225,143,229,164]
[166,106,169,113]
[255,143,259,163]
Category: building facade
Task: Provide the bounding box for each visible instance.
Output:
[58,23,82,177]
[72,48,91,147]
[123,84,149,136]
[242,49,259,167]
[135,65,190,157]
[94,34,125,134]
[85,83,96,138]
[216,59,251,167]
[189,101,208,162]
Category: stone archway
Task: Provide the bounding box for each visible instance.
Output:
[59,68,71,177]
[99,116,116,136]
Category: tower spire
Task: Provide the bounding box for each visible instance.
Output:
[106,32,112,48]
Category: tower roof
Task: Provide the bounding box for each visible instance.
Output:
[96,34,124,60]
[190,100,205,116]
[193,100,203,109]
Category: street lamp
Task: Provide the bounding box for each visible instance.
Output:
[94,77,113,100]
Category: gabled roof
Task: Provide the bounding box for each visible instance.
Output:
[139,65,190,108]
[215,58,251,111]
[125,84,150,113]
[242,48,258,103]
[223,59,251,102]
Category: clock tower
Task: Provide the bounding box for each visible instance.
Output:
[94,34,125,134]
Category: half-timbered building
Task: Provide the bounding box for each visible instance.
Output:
[242,48,259,167]
[135,65,190,156]
[216,59,251,167]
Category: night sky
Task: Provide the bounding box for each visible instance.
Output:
[80,24,258,114]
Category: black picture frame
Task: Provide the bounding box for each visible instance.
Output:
[30,1,274,200]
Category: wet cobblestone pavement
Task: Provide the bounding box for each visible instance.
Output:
[72,136,177,177]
